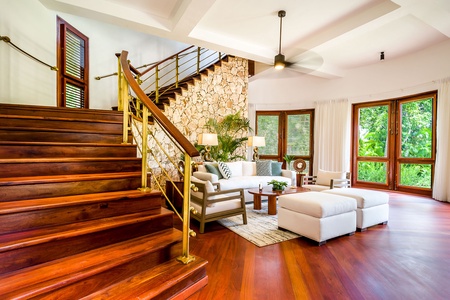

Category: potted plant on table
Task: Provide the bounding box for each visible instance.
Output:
[267,179,288,191]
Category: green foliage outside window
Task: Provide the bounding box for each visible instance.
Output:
[358,105,389,157]
[257,115,279,155]
[357,98,433,187]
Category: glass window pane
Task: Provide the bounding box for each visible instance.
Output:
[399,163,432,188]
[357,161,387,184]
[257,115,279,155]
[400,99,433,158]
[287,114,310,156]
[358,105,389,157]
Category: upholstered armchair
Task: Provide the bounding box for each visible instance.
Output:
[190,177,247,233]
[301,170,351,191]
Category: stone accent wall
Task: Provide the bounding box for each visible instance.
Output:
[131,56,249,188]
[164,56,249,160]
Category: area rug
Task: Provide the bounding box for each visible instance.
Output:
[217,202,301,247]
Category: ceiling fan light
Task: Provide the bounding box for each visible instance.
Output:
[274,53,285,69]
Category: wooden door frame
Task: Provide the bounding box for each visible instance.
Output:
[351,91,437,196]
[56,16,89,108]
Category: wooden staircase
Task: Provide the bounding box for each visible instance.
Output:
[155,55,229,108]
[0,104,207,299]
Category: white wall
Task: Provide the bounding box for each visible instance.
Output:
[249,39,450,110]
[0,0,57,106]
[0,0,189,109]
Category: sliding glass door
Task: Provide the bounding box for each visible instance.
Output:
[352,92,436,196]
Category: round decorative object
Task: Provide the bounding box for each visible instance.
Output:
[293,158,306,173]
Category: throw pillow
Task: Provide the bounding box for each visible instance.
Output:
[218,161,232,179]
[271,161,283,176]
[205,163,223,179]
[256,160,272,176]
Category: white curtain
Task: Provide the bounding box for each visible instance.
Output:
[313,99,351,174]
[433,78,450,202]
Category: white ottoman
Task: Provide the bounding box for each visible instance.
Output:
[278,192,356,245]
[323,188,389,231]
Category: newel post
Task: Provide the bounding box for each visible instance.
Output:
[177,155,196,264]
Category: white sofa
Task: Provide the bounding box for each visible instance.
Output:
[193,161,296,202]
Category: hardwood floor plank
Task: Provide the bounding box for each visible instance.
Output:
[184,192,450,299]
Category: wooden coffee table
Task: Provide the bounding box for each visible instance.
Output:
[248,186,310,215]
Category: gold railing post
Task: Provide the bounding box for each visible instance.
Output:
[177,155,195,264]
[139,105,151,191]
[155,66,159,104]
[197,47,201,74]
[175,54,179,88]
[118,56,129,145]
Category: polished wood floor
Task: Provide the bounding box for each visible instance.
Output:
[180,192,450,300]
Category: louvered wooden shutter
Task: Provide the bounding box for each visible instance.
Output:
[57,17,89,108]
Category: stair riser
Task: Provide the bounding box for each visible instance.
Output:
[0,144,137,158]
[0,177,142,201]
[0,104,123,122]
[0,160,141,178]
[0,130,123,144]
[37,241,182,300]
[143,268,208,300]
[0,214,175,274]
[0,195,161,235]
[0,117,122,132]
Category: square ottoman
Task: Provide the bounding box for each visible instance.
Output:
[278,192,357,245]
[323,188,389,231]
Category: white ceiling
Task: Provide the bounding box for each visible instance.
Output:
[40,0,450,79]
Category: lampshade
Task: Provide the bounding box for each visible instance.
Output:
[198,133,218,146]
[248,136,265,147]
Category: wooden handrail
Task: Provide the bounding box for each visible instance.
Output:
[120,50,199,158]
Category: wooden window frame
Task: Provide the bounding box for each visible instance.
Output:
[57,16,89,108]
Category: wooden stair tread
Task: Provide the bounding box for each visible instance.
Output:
[0,171,141,186]
[0,125,121,135]
[0,157,141,164]
[81,256,208,300]
[0,141,134,147]
[0,228,182,298]
[0,114,122,125]
[0,189,159,215]
[0,103,122,121]
[0,208,172,252]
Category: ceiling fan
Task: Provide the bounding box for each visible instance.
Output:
[272,10,323,73]
[274,10,287,70]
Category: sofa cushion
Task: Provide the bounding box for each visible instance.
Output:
[225,161,243,177]
[242,161,256,176]
[316,169,346,186]
[205,163,223,179]
[190,177,216,207]
[218,162,232,179]
[271,161,283,176]
[256,160,272,176]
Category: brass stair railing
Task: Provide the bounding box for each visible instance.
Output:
[117,47,225,264]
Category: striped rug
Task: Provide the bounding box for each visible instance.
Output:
[217,202,301,247]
